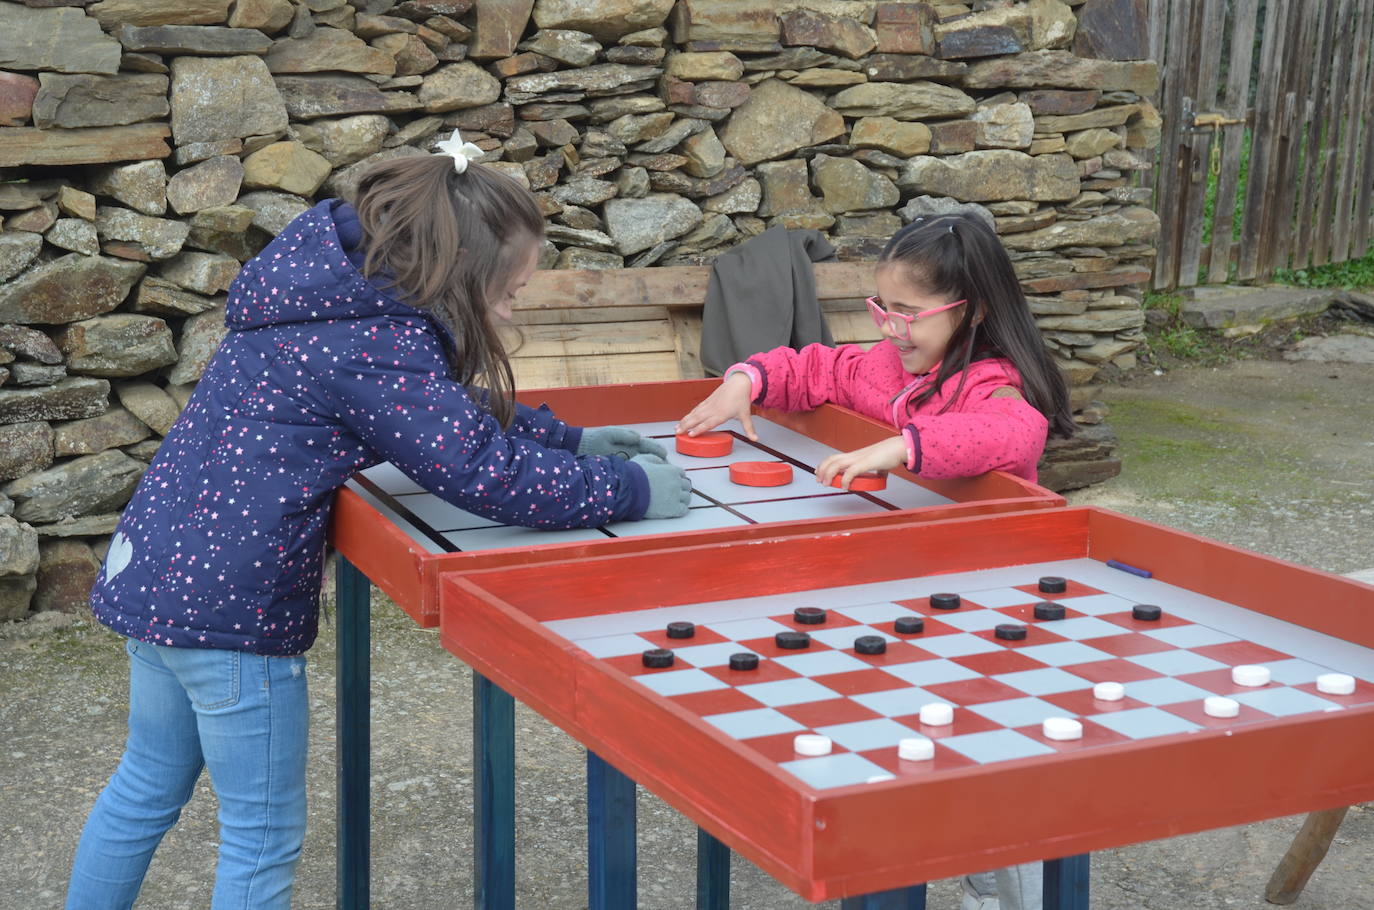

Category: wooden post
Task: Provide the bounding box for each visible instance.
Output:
[1264,806,1350,904]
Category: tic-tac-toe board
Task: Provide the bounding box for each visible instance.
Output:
[333,379,1062,627]
[437,507,1374,901]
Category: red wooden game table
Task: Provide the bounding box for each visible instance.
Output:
[326,379,1064,908]
[437,506,1374,907]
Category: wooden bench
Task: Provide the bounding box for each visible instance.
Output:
[507,261,882,389]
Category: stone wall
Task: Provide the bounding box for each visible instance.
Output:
[0,0,1160,620]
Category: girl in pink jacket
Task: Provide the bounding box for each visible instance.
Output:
[678,213,1075,486]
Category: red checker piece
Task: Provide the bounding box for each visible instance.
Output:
[675,431,733,457]
[730,460,794,487]
[829,471,887,491]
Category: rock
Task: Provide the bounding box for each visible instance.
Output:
[274,74,419,120]
[229,0,294,33]
[0,180,63,212]
[116,380,180,435]
[785,68,866,88]
[937,25,1023,60]
[680,126,726,177]
[171,55,289,144]
[88,0,232,28]
[666,51,743,81]
[863,53,967,82]
[971,101,1034,149]
[36,515,123,538]
[468,0,535,59]
[3,449,146,524]
[533,0,674,43]
[0,575,36,622]
[0,255,144,324]
[851,116,931,156]
[446,101,516,137]
[0,423,54,483]
[166,155,244,214]
[1075,0,1148,61]
[236,190,311,235]
[549,176,617,206]
[606,111,674,144]
[33,539,100,613]
[756,159,821,217]
[56,186,97,221]
[505,63,659,98]
[1027,0,1076,50]
[0,72,39,126]
[674,211,737,253]
[555,247,624,269]
[7,362,66,386]
[811,154,899,214]
[117,24,274,55]
[718,78,844,166]
[1284,334,1374,365]
[522,29,600,66]
[186,205,261,258]
[242,141,333,195]
[779,9,875,59]
[605,45,664,65]
[0,6,122,75]
[1021,88,1100,115]
[46,219,101,256]
[174,138,244,166]
[0,377,109,426]
[1034,104,1137,132]
[634,116,708,153]
[829,80,976,119]
[648,164,745,198]
[0,124,172,168]
[926,120,975,153]
[527,117,579,147]
[0,232,42,282]
[0,325,61,364]
[321,146,427,201]
[8,204,57,234]
[703,176,760,214]
[835,211,902,237]
[545,224,615,250]
[167,305,229,384]
[1036,308,1144,333]
[267,28,397,75]
[131,276,220,317]
[54,314,178,377]
[666,0,783,52]
[158,251,240,295]
[94,207,190,260]
[615,166,651,198]
[898,194,996,232]
[293,114,392,166]
[1125,102,1162,149]
[419,62,501,112]
[873,1,936,54]
[899,150,1080,202]
[964,50,1159,96]
[0,516,39,577]
[1001,207,1158,251]
[602,193,702,255]
[54,408,150,457]
[1065,127,1122,159]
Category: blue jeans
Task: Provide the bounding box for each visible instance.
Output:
[66,639,309,910]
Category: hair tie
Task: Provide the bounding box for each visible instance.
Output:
[435,129,484,174]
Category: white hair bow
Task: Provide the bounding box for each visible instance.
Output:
[435,130,485,174]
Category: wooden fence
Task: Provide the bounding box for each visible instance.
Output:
[1151,0,1374,290]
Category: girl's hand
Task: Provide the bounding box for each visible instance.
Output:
[676,373,758,441]
[816,437,908,490]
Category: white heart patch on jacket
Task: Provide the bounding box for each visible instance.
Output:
[105,532,133,582]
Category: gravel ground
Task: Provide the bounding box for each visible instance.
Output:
[2,356,1371,910]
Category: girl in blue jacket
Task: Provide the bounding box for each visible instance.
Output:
[66,134,690,910]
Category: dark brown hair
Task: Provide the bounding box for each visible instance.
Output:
[352,154,545,427]
[879,213,1076,438]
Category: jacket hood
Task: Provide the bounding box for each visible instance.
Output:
[226,198,441,336]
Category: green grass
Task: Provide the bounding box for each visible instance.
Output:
[1142,290,1222,360]
[1272,243,1374,289]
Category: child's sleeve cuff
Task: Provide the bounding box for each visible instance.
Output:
[901,424,922,473]
[724,362,763,402]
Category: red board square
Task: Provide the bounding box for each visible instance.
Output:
[702,658,800,685]
[812,668,909,696]
[1160,698,1276,727]
[950,649,1050,676]
[889,709,1002,740]
[1013,579,1103,599]
[1085,633,1175,658]
[859,743,978,776]
[604,652,678,677]
[994,603,1086,623]
[1293,679,1374,706]
[1176,668,1280,696]
[1097,611,1191,631]
[745,730,850,763]
[739,634,836,660]
[772,610,861,633]
[1040,688,1148,716]
[669,687,764,717]
[1014,718,1132,753]
[970,625,1068,649]
[1059,658,1164,684]
[1190,640,1293,665]
[924,677,1028,706]
[776,697,882,728]
[639,625,730,649]
[877,614,964,637]
[846,640,938,667]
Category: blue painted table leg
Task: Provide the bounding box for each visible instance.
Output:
[696,827,730,909]
[335,556,370,910]
[1043,854,1090,910]
[587,751,636,909]
[839,883,927,909]
[473,673,515,910]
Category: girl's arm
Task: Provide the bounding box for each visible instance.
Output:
[747,342,869,412]
[904,390,1050,480]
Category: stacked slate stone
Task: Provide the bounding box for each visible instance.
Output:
[0,0,1157,620]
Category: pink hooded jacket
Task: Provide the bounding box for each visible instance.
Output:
[734,341,1050,482]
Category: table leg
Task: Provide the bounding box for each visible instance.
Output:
[696,827,730,909]
[839,884,927,909]
[336,556,370,910]
[1265,806,1350,904]
[1043,854,1090,910]
[473,673,515,910]
[587,751,636,909]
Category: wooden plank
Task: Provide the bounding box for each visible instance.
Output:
[1291,0,1337,272]
[515,305,667,325]
[1204,0,1260,283]
[1152,0,1195,289]
[1141,0,1172,194]
[505,320,675,359]
[512,351,682,388]
[1237,0,1293,280]
[1311,0,1357,267]
[1262,0,1317,277]
[1176,0,1228,287]
[812,261,879,301]
[827,310,884,345]
[1330,1,1373,262]
[668,309,706,379]
[1355,2,1374,257]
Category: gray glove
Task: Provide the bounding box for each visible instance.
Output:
[578,426,668,460]
[630,454,692,519]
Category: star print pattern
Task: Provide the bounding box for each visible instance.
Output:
[90,200,649,657]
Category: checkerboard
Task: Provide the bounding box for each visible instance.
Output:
[545,558,1374,791]
[354,416,954,554]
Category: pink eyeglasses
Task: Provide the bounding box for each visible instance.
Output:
[866,296,966,341]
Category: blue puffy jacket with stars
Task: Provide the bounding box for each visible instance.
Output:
[89,199,650,656]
